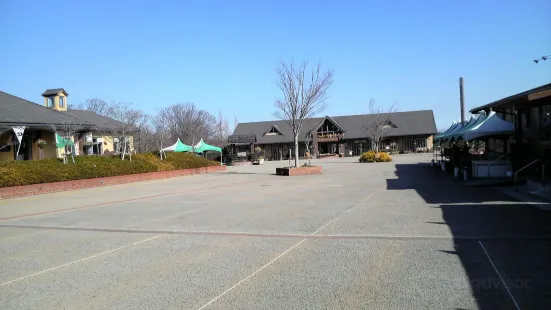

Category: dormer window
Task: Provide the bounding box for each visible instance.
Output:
[264,125,283,136]
[59,97,65,107]
[47,97,54,107]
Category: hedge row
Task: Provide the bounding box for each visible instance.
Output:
[0,153,219,188]
[359,151,392,163]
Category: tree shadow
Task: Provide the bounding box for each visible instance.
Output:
[388,163,551,308]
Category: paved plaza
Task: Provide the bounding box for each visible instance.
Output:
[1,154,550,309]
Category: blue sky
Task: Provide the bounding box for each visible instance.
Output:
[1,0,550,130]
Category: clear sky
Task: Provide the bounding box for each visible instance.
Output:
[1,0,550,130]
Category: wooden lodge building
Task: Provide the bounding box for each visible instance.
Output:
[228,110,437,160]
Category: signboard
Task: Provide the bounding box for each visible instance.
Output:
[12,126,25,155]
[237,152,247,157]
[318,137,339,142]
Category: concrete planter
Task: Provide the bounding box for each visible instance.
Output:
[276,166,322,176]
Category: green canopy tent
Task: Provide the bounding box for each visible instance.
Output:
[55,133,75,148]
[161,138,193,152]
[193,139,223,165]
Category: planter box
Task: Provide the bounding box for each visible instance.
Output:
[276,166,322,176]
[0,165,227,200]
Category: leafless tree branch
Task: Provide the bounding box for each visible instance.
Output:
[361,99,396,153]
[273,60,334,167]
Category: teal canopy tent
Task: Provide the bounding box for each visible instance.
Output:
[193,139,222,153]
[55,133,75,148]
[161,138,193,152]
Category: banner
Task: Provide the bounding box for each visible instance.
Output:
[12,126,25,156]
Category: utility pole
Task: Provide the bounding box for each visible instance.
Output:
[459,77,466,124]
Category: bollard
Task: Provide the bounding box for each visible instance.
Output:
[463,169,468,181]
[441,162,446,172]
[431,159,434,167]
[454,167,459,178]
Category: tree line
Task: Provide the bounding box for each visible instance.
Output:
[71,99,232,155]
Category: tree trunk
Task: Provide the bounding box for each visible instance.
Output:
[294,135,299,167]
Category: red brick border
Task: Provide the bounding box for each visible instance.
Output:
[0,165,227,200]
[275,166,322,176]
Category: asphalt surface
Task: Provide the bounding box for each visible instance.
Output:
[1,154,550,309]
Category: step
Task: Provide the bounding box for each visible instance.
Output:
[463,177,514,187]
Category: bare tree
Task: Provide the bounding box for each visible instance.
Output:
[211,110,230,147]
[304,131,313,165]
[273,60,334,167]
[105,102,146,160]
[233,117,239,133]
[0,117,15,152]
[158,103,216,149]
[362,99,396,153]
[152,112,170,160]
[50,116,84,164]
[71,98,110,116]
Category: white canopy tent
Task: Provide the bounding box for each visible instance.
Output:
[459,111,514,141]
[160,138,193,152]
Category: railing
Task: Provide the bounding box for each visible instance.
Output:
[485,153,509,178]
[514,159,545,191]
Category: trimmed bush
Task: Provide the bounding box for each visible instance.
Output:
[359,151,376,163]
[0,153,219,188]
[376,152,392,162]
[359,151,392,163]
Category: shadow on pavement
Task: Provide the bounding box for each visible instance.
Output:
[387,163,551,309]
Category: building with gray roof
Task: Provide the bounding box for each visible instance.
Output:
[229,110,437,160]
[1,89,136,161]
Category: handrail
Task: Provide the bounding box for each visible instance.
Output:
[514,159,544,191]
[486,153,509,178]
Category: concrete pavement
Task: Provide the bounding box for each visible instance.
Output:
[1,155,550,309]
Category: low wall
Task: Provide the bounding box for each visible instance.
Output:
[276,166,322,176]
[0,165,227,200]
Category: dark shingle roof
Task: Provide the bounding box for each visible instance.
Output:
[63,110,133,131]
[470,83,551,113]
[42,88,68,96]
[232,110,437,144]
[0,91,90,127]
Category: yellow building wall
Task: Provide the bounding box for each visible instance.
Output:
[43,93,67,111]
[0,132,14,162]
[427,135,434,150]
[102,136,115,154]
[32,131,57,160]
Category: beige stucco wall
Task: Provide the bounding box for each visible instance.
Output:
[32,131,56,160]
[0,130,57,162]
[427,135,434,149]
[0,132,14,162]
[43,93,67,111]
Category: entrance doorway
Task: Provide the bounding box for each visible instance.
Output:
[353,143,367,156]
[318,143,337,155]
[271,147,281,161]
[15,134,32,160]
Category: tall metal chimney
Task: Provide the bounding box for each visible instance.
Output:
[459,77,465,124]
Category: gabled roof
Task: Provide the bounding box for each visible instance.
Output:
[264,124,284,135]
[313,116,347,133]
[232,110,437,144]
[0,91,90,127]
[42,88,68,96]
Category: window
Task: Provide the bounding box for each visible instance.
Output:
[265,126,282,136]
[403,138,427,152]
[540,105,551,141]
[59,97,65,107]
[47,97,54,107]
